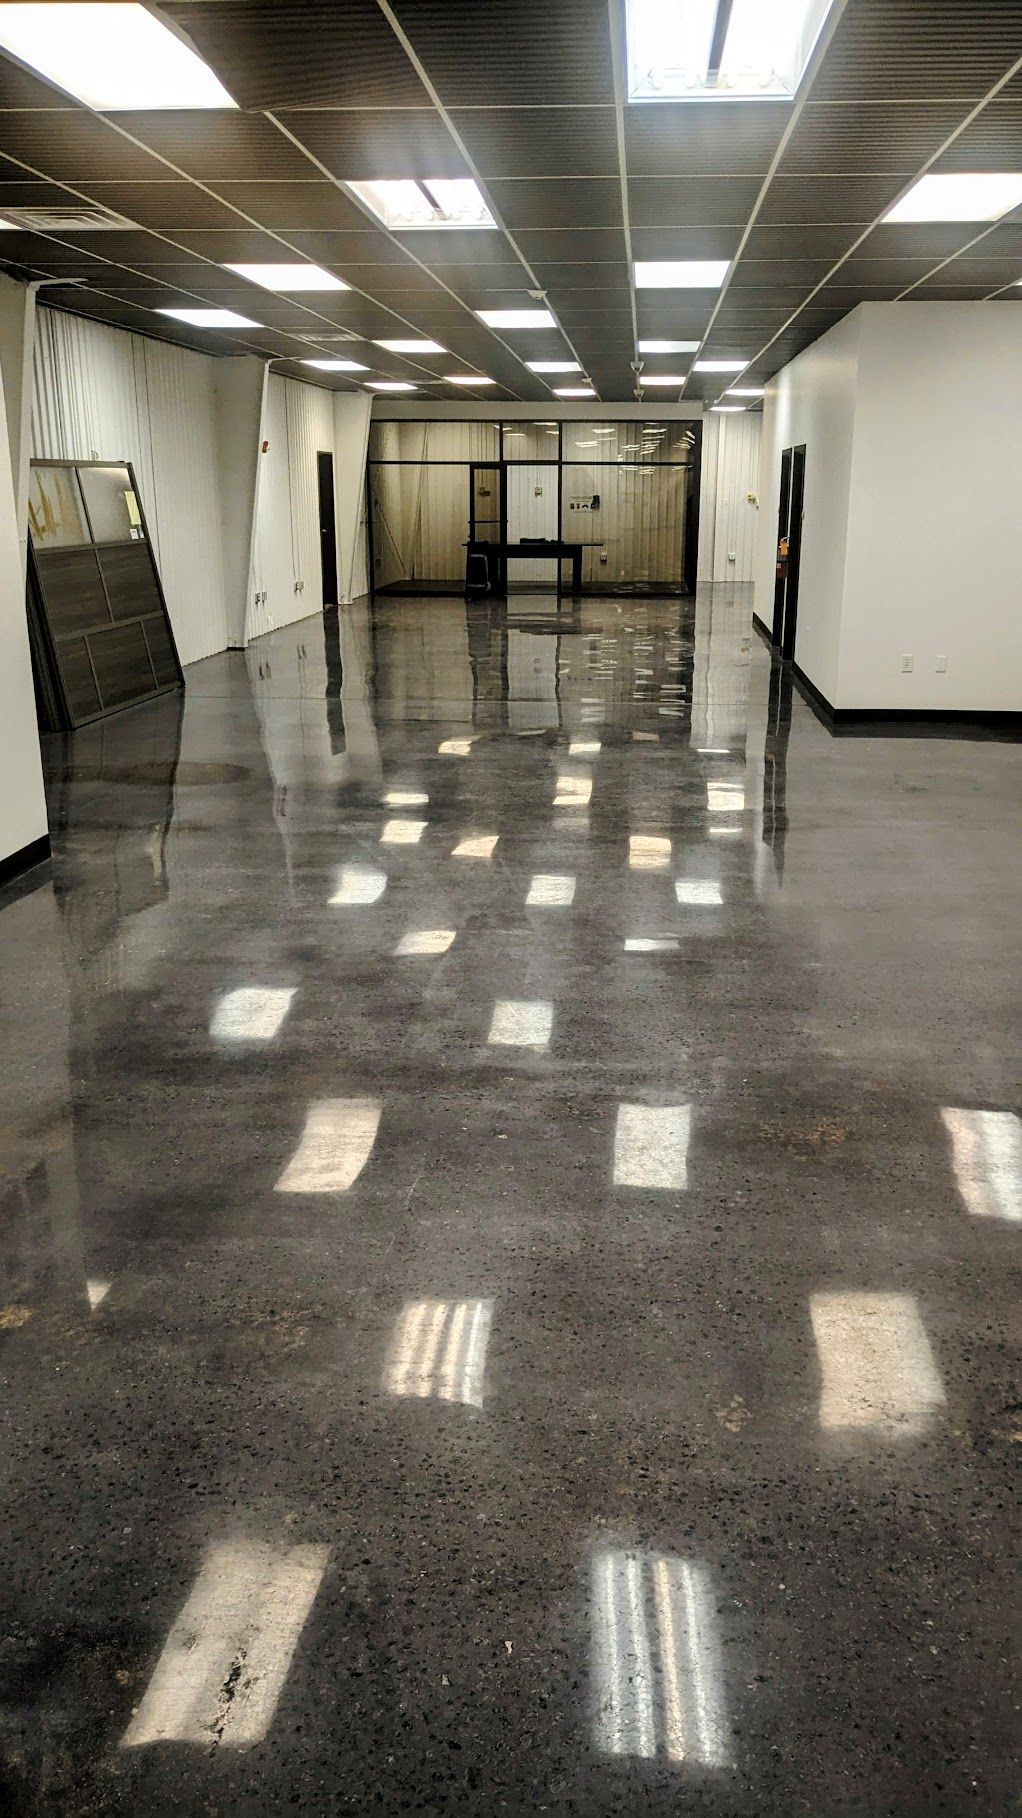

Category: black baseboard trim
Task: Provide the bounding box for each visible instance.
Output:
[0,833,51,893]
[752,611,772,643]
[790,661,1022,741]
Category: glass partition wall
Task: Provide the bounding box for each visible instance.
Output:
[368,420,700,597]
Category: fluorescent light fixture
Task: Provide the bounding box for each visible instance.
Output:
[477,308,556,329]
[0,3,237,110]
[347,177,495,230]
[386,1299,493,1407]
[710,404,744,412]
[443,373,495,384]
[614,1104,691,1189]
[726,386,764,397]
[157,307,257,328]
[302,358,367,372]
[122,1541,327,1749]
[591,1550,730,1764]
[810,1291,945,1434]
[275,1097,381,1194]
[488,999,553,1048]
[638,339,699,352]
[555,387,595,398]
[225,262,347,292]
[626,0,839,103]
[640,374,687,386]
[375,338,444,353]
[941,1107,1022,1223]
[210,987,295,1043]
[380,818,427,845]
[882,172,1022,224]
[452,833,498,859]
[634,261,728,288]
[394,928,456,957]
[527,360,581,372]
[695,358,746,371]
[366,381,417,392]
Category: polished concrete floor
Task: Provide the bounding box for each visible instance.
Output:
[0,587,1019,1815]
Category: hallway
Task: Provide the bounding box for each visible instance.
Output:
[0,588,1018,1813]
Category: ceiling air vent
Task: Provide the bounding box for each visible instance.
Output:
[0,204,132,231]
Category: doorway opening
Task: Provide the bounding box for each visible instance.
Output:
[317,450,338,607]
[772,443,805,660]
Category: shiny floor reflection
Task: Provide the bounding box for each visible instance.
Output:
[385,1298,493,1408]
[810,1291,946,1435]
[591,1550,729,1766]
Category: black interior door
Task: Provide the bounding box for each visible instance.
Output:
[317,450,338,606]
[781,445,806,661]
[772,448,792,646]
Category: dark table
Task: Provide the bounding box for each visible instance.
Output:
[465,539,600,595]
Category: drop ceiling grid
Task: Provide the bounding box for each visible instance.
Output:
[0,0,1015,398]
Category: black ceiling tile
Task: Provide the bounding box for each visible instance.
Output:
[95,262,259,292]
[0,177,94,211]
[907,280,1007,298]
[933,90,1022,170]
[110,112,318,181]
[34,228,186,266]
[212,182,368,230]
[757,174,906,223]
[81,182,247,231]
[398,229,528,267]
[528,263,631,292]
[814,282,908,301]
[273,109,465,180]
[389,0,615,105]
[627,177,761,227]
[515,228,628,263]
[628,225,744,260]
[0,232,111,275]
[833,255,948,284]
[158,1,431,108]
[729,258,838,287]
[856,220,991,259]
[921,254,1022,285]
[0,112,172,181]
[809,0,1022,101]
[715,284,825,310]
[624,102,790,175]
[280,228,422,265]
[741,224,863,260]
[636,302,715,336]
[485,179,622,231]
[160,226,303,262]
[419,261,531,291]
[0,59,81,109]
[779,101,967,173]
[974,222,1022,258]
[450,108,618,179]
[344,263,452,297]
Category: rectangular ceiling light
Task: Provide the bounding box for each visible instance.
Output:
[527,360,581,372]
[375,338,444,354]
[626,0,838,103]
[0,2,237,109]
[347,177,495,231]
[225,262,348,292]
[302,358,367,371]
[634,260,728,288]
[478,309,556,329]
[711,404,744,412]
[157,307,256,328]
[443,373,495,384]
[638,339,700,352]
[554,387,595,398]
[640,374,686,386]
[882,173,1022,224]
[367,381,417,391]
[726,387,764,397]
[696,358,746,371]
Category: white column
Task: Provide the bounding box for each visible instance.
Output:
[212,354,268,647]
[332,391,373,603]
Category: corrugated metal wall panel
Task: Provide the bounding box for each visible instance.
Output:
[698,410,762,584]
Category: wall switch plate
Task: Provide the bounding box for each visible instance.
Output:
[935,654,947,673]
[900,653,914,672]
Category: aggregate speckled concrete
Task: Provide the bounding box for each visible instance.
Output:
[0,588,1018,1815]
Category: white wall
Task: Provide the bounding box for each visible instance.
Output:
[840,304,1022,712]
[755,302,1022,713]
[32,307,229,665]
[0,286,47,868]
[755,310,863,704]
[698,407,762,585]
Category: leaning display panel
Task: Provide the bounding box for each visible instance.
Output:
[27,459,183,728]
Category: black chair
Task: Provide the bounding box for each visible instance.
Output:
[464,548,491,596]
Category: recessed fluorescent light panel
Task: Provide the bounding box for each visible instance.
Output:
[477,309,556,329]
[726,387,764,397]
[347,177,495,231]
[555,387,595,398]
[0,2,237,109]
[527,360,581,372]
[375,338,444,354]
[225,263,347,292]
[696,358,746,371]
[711,404,744,412]
[301,359,367,372]
[634,260,728,288]
[444,373,495,384]
[367,381,417,392]
[640,374,687,386]
[157,307,256,328]
[638,340,700,352]
[882,172,1022,223]
[626,0,838,102]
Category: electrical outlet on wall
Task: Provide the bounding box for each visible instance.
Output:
[900,653,914,672]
